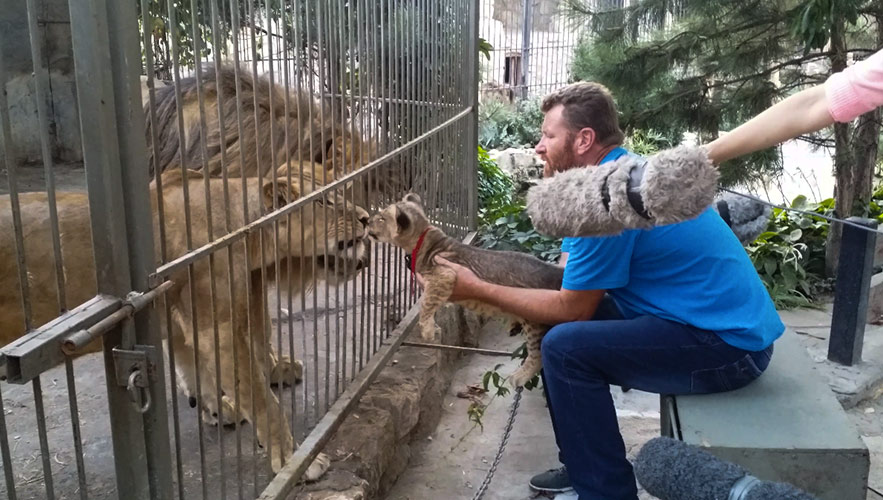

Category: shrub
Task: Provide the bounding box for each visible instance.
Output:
[478,98,543,150]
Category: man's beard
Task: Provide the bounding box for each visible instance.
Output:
[544,141,579,174]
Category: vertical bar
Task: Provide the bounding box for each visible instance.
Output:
[245,0,262,489]
[0,384,18,500]
[32,379,55,500]
[227,3,249,493]
[521,0,531,99]
[468,0,480,231]
[67,1,171,498]
[138,2,186,497]
[64,360,89,500]
[336,0,347,399]
[208,0,236,494]
[107,0,176,497]
[25,0,66,311]
[828,217,878,365]
[0,18,34,338]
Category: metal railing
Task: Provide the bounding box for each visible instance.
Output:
[0,0,478,498]
[479,0,591,101]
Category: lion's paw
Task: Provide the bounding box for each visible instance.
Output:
[270,356,304,387]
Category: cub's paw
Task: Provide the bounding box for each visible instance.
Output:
[301,452,332,482]
[508,367,539,388]
[419,321,441,341]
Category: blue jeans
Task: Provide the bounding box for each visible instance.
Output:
[540,298,774,499]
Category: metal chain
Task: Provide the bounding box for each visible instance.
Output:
[472,386,524,500]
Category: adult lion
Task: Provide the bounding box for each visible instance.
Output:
[0,162,370,477]
[145,64,378,186]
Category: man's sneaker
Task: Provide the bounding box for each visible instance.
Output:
[529,466,573,493]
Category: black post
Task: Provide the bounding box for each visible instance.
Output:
[828,217,878,366]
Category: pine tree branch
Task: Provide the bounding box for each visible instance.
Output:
[632,51,831,121]
[797,135,836,148]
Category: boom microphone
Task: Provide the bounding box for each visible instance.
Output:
[525,145,720,238]
[634,437,818,500]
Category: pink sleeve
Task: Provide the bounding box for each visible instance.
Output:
[825,48,883,122]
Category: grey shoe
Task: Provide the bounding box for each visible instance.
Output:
[529,466,573,493]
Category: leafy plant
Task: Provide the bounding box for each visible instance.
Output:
[478,98,544,150]
[746,195,833,308]
[477,210,562,263]
[477,145,516,225]
[475,145,562,262]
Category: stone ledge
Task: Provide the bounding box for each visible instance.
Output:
[288,304,484,500]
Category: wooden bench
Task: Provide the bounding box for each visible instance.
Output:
[660,330,870,500]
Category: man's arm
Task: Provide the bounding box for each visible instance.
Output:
[437,257,604,325]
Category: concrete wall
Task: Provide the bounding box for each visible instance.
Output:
[0,0,82,165]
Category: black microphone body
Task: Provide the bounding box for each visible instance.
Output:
[634,437,819,500]
[712,191,772,245]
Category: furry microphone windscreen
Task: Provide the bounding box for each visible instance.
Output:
[634,436,745,500]
[525,146,719,238]
[634,437,819,500]
[712,191,772,246]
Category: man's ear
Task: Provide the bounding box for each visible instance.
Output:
[403,192,422,205]
[575,127,596,155]
[262,178,301,210]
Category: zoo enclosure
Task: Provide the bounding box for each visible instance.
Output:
[0,0,479,499]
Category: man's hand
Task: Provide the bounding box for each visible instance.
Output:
[414,255,483,302]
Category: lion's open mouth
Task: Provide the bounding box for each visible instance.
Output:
[316,255,366,272]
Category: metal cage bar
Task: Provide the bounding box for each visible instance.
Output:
[0,1,479,498]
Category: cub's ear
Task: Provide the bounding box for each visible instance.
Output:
[403,192,422,205]
[262,178,302,211]
[394,205,411,233]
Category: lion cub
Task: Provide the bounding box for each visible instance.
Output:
[367,193,563,387]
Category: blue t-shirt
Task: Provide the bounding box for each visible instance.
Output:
[560,147,784,351]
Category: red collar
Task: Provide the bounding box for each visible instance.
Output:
[410,227,431,275]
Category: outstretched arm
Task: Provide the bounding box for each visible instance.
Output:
[705,48,883,164]
[423,256,605,325]
[704,85,832,164]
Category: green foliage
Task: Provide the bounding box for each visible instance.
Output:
[477,146,516,225]
[790,0,862,53]
[747,195,833,309]
[474,144,562,262]
[478,210,563,263]
[478,98,544,150]
[622,128,670,156]
[564,0,880,187]
[478,37,493,60]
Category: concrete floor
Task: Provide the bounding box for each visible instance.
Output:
[385,311,883,500]
[0,257,410,500]
[384,320,660,500]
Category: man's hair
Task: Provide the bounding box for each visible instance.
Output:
[541,82,625,147]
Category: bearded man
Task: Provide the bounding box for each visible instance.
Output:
[436,82,783,499]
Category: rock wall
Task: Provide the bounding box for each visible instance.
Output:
[289,305,486,500]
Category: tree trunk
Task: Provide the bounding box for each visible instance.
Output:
[824,14,883,277]
[824,14,851,277]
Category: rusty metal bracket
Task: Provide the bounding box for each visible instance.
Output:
[0,281,173,385]
[62,280,174,355]
[1,295,120,384]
